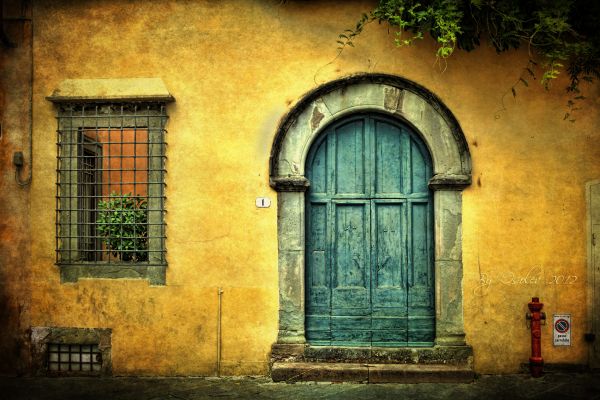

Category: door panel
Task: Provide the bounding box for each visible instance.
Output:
[333,203,369,289]
[408,202,433,298]
[375,121,403,194]
[407,201,435,343]
[306,200,330,343]
[305,315,331,342]
[306,114,434,347]
[331,202,371,344]
[371,201,408,345]
[307,203,329,309]
[407,316,436,343]
[309,138,328,195]
[373,202,405,290]
[335,121,366,196]
[411,141,429,194]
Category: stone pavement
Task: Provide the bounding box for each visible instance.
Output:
[0,372,599,400]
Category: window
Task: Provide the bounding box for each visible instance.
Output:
[47,343,102,373]
[31,326,112,377]
[55,103,167,284]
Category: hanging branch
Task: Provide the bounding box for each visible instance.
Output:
[341,0,600,120]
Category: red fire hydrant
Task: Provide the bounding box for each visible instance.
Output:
[526,297,546,377]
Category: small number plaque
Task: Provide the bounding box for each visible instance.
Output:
[256,197,271,208]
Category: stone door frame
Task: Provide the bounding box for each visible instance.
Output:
[270,74,472,348]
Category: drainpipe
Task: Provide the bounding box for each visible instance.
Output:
[4,0,34,187]
[217,287,223,376]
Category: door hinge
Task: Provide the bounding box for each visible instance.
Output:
[594,233,597,246]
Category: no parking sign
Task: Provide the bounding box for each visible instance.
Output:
[553,314,571,346]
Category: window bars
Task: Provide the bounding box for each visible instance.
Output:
[47,343,102,372]
[56,103,167,266]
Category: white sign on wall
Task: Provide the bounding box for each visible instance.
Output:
[255,197,271,208]
[553,314,571,346]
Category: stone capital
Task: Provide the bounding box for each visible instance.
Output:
[429,174,471,190]
[270,175,310,192]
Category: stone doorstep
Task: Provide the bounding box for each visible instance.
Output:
[270,344,474,365]
[271,362,474,383]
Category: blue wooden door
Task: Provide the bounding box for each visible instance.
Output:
[306,114,434,347]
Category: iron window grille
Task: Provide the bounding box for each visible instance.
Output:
[47,343,102,373]
[56,103,167,267]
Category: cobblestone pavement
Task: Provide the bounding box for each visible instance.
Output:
[0,373,599,400]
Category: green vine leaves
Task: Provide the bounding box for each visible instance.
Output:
[338,0,600,121]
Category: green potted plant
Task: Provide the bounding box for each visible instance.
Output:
[96,193,148,262]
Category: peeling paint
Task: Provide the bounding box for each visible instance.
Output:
[383,87,403,111]
[310,107,324,130]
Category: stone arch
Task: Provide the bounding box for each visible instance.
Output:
[270,74,471,349]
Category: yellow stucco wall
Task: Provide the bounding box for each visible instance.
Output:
[26,0,600,375]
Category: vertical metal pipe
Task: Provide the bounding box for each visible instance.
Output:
[217,287,223,376]
[15,0,33,186]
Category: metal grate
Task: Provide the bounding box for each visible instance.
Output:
[56,103,167,266]
[47,343,102,372]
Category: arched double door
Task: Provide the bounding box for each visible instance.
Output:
[305,113,435,347]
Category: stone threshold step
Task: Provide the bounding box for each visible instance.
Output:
[271,362,474,383]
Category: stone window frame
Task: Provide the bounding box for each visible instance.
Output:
[269,74,472,349]
[31,327,112,377]
[47,78,174,285]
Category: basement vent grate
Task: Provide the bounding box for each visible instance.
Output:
[47,343,102,372]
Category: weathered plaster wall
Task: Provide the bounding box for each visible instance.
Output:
[21,0,600,375]
[0,0,32,375]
